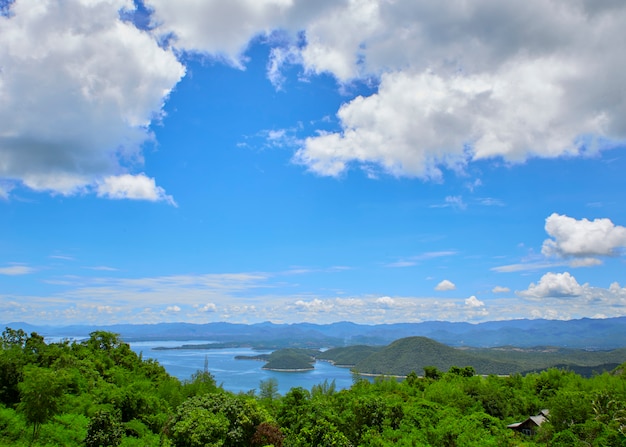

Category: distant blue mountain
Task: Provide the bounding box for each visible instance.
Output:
[3,316,625,349]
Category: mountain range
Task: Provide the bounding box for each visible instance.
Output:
[4,316,626,349]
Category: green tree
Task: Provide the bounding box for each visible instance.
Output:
[170,407,229,447]
[259,378,280,401]
[169,392,269,447]
[291,418,352,447]
[17,365,67,439]
[183,366,219,397]
[277,387,311,434]
[311,379,337,398]
[405,371,419,387]
[84,411,123,447]
[0,328,46,406]
[448,365,476,377]
[1,327,27,349]
[0,345,25,406]
[548,390,591,431]
[424,365,442,380]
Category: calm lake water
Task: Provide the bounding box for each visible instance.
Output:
[128,340,357,395]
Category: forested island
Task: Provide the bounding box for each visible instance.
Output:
[1,326,626,446]
[236,349,317,371]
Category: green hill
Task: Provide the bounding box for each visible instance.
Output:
[262,348,317,371]
[353,336,518,376]
[316,345,383,366]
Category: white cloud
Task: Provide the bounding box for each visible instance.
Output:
[293,298,333,312]
[387,250,457,268]
[97,174,177,206]
[298,0,382,81]
[477,198,505,207]
[165,305,181,313]
[465,296,484,308]
[386,260,418,268]
[0,264,35,275]
[518,272,586,299]
[492,261,566,273]
[199,303,217,313]
[375,296,395,307]
[335,298,364,307]
[0,183,11,200]
[87,266,119,272]
[444,196,466,210]
[0,0,184,198]
[435,279,456,291]
[293,0,626,177]
[492,286,510,294]
[430,196,467,210]
[146,0,300,67]
[569,258,603,268]
[97,305,120,314]
[542,213,626,258]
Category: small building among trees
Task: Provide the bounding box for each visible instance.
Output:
[507,409,550,436]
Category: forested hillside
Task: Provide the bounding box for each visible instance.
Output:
[352,337,519,375]
[1,327,625,446]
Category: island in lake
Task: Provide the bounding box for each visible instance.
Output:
[236,348,318,371]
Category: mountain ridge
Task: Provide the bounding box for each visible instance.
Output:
[3,316,626,349]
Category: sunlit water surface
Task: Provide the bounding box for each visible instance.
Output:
[127,340,357,395]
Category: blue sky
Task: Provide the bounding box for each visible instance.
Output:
[1,0,626,326]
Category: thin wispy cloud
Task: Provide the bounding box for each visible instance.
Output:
[387,251,458,268]
[0,264,35,276]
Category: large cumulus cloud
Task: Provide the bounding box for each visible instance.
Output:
[518,272,586,299]
[0,0,184,200]
[543,213,626,259]
[294,0,626,177]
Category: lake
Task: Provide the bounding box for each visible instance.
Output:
[128,340,357,395]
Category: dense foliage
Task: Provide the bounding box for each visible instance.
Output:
[1,327,625,446]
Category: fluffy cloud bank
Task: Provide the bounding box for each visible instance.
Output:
[3,0,625,199]
[465,296,484,308]
[494,213,626,272]
[97,174,177,205]
[0,0,184,201]
[518,272,586,299]
[435,279,456,291]
[516,272,626,319]
[543,213,626,259]
[292,0,626,177]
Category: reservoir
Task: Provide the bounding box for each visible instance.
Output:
[128,340,357,395]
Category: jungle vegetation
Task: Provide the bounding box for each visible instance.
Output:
[1,327,625,446]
